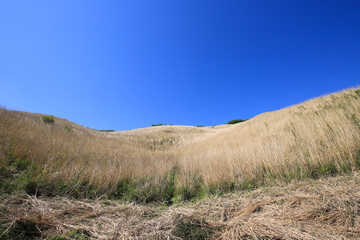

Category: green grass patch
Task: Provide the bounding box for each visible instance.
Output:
[64,125,73,131]
[46,229,91,240]
[110,167,178,204]
[13,158,31,171]
[1,219,43,240]
[172,215,218,240]
[42,115,54,124]
[177,175,206,202]
[227,119,247,124]
[304,161,338,179]
[354,89,360,97]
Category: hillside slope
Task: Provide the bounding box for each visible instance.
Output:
[2,87,360,239]
[1,88,360,202]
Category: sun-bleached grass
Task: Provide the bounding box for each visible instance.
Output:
[178,88,360,188]
[1,173,359,239]
[1,88,360,201]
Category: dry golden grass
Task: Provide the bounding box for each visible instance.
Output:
[1,172,359,239]
[178,88,360,187]
[2,87,360,239]
[1,87,360,197]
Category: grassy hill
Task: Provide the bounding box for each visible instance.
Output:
[1,87,360,239]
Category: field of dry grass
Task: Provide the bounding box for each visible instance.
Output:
[1,172,359,239]
[1,87,360,238]
[178,88,360,188]
[1,88,360,199]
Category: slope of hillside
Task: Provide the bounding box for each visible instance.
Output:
[1,87,360,203]
[1,87,360,239]
[178,88,360,188]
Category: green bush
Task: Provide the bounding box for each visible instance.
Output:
[64,125,73,131]
[151,123,164,127]
[42,115,54,124]
[355,89,360,97]
[227,119,247,124]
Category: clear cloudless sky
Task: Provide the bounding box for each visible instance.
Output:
[0,1,360,130]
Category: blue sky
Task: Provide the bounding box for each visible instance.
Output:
[1,1,359,130]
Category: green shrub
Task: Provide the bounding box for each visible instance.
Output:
[355,89,360,97]
[97,129,114,132]
[42,115,54,124]
[196,125,205,127]
[64,125,73,131]
[151,123,164,127]
[227,119,247,124]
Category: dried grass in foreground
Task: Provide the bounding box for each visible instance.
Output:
[1,173,360,239]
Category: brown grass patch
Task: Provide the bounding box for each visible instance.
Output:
[0,173,359,239]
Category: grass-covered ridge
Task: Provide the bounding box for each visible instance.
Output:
[1,87,360,203]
